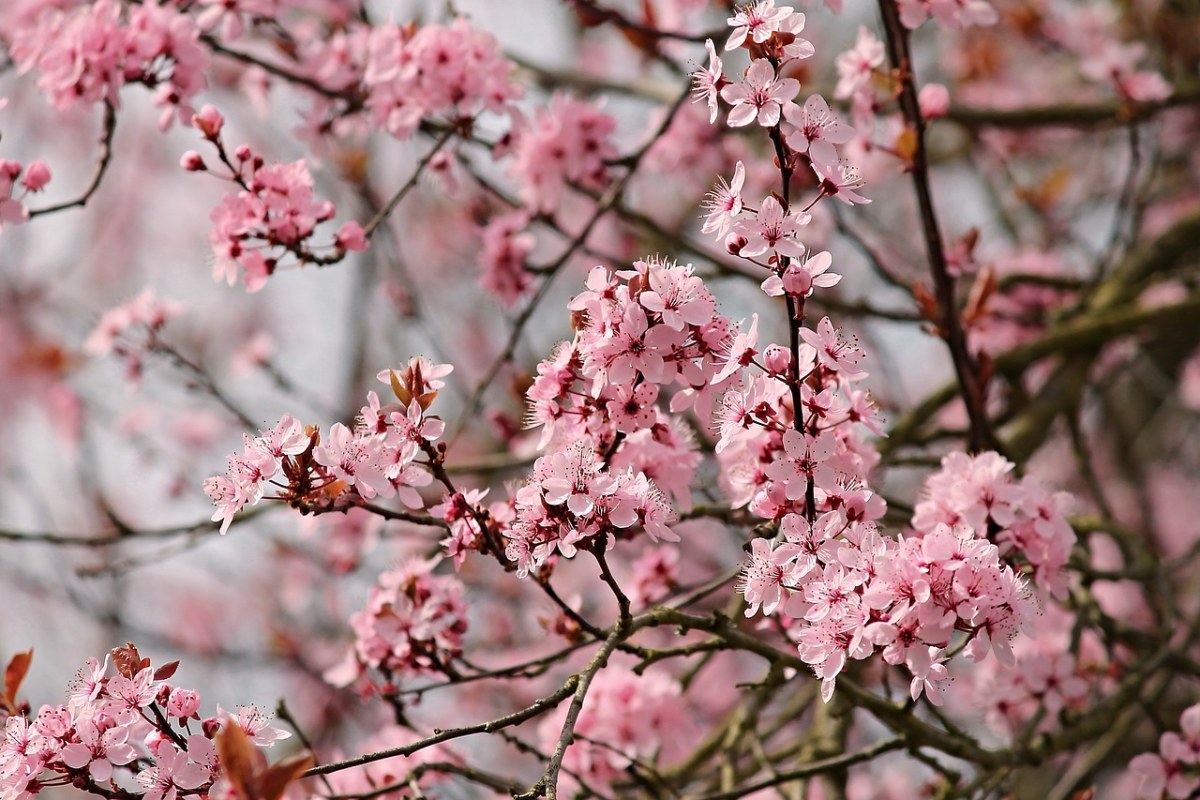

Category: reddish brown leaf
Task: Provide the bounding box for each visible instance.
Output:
[216,720,266,800]
[153,661,180,682]
[912,282,941,325]
[894,126,919,163]
[260,751,315,800]
[110,643,147,679]
[963,266,998,325]
[618,23,659,55]
[3,649,33,709]
[388,369,412,406]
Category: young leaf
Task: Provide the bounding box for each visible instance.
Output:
[154,660,181,682]
[260,751,315,800]
[2,649,33,711]
[111,642,149,679]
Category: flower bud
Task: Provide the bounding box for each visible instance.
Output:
[194,105,225,139]
[167,687,201,719]
[180,151,206,172]
[918,83,950,120]
[21,160,51,191]
[335,221,367,252]
[763,344,791,375]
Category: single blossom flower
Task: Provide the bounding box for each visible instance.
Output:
[736,195,809,258]
[701,161,746,237]
[782,94,855,165]
[726,0,794,51]
[721,59,800,128]
[691,39,725,123]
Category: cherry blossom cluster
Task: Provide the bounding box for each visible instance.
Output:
[477,210,535,306]
[9,0,207,128]
[84,289,184,387]
[962,604,1111,738]
[712,316,882,521]
[0,159,50,238]
[694,40,868,263]
[527,259,732,453]
[699,2,1066,707]
[0,646,286,800]
[297,16,522,142]
[741,492,1038,703]
[432,488,511,570]
[537,661,687,791]
[1128,703,1200,799]
[183,106,366,292]
[699,10,866,207]
[895,0,998,31]
[324,558,469,697]
[912,451,1077,599]
[832,26,887,133]
[1047,8,1173,103]
[205,357,450,533]
[504,437,678,579]
[508,94,618,213]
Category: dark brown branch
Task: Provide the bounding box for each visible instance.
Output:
[876,0,994,453]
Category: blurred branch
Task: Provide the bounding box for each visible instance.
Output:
[947,80,1200,129]
[28,102,117,218]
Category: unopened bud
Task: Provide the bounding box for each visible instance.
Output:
[21,160,51,191]
[763,344,791,375]
[180,151,206,172]
[193,105,225,139]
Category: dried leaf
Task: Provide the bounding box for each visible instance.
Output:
[619,23,659,54]
[389,369,412,406]
[260,751,315,800]
[3,649,33,709]
[912,282,941,325]
[894,126,919,163]
[963,266,998,325]
[216,721,266,800]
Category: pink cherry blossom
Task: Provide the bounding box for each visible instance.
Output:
[735,195,809,258]
[691,39,725,123]
[721,59,800,128]
[800,317,867,380]
[701,161,747,237]
[782,94,855,165]
[760,250,842,297]
[834,26,885,100]
[725,1,795,51]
